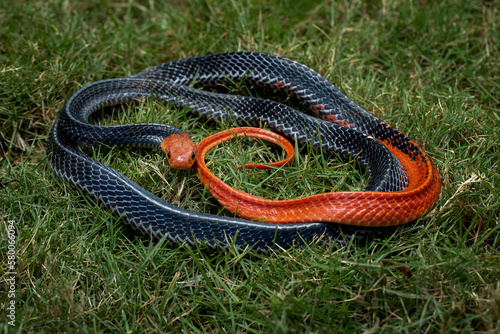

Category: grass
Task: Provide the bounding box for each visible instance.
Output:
[1,0,499,332]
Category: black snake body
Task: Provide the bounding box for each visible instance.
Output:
[48,52,417,250]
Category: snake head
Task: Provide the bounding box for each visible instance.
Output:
[161,132,198,170]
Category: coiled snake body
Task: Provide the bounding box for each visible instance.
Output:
[48,52,441,250]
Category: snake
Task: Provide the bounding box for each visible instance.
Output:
[47,52,441,250]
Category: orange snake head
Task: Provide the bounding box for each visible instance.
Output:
[160,132,198,170]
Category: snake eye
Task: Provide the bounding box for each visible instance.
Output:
[191,152,196,160]
[167,152,171,159]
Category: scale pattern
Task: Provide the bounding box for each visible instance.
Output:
[47,52,441,250]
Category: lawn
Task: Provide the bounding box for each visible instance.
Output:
[1,0,499,332]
